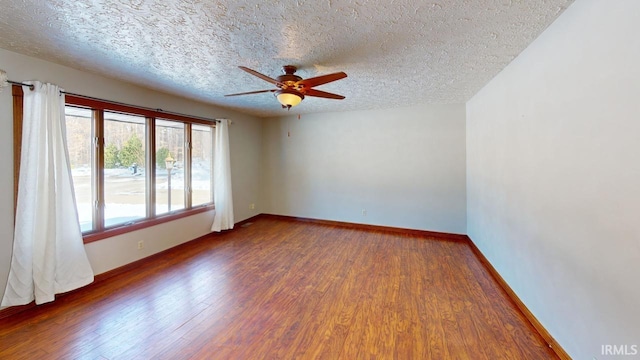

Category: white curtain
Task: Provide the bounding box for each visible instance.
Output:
[2,81,94,306]
[211,119,234,232]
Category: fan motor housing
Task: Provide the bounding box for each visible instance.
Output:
[277,65,302,88]
[277,74,302,84]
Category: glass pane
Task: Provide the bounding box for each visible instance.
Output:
[103,111,147,227]
[155,119,185,214]
[192,124,213,206]
[65,106,93,232]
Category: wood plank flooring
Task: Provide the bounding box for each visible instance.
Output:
[0,217,558,359]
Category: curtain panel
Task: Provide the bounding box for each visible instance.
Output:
[2,81,94,306]
[211,119,234,232]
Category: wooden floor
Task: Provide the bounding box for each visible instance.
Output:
[0,217,557,359]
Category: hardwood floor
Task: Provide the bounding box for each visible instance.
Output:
[0,217,558,359]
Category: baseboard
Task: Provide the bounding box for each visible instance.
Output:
[0,214,262,320]
[259,213,468,242]
[466,237,571,360]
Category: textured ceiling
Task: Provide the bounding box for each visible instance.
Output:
[0,0,574,118]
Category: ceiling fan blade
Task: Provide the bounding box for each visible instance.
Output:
[298,72,347,88]
[225,89,276,97]
[238,66,282,86]
[303,88,345,100]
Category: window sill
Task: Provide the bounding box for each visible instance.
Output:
[82,204,215,244]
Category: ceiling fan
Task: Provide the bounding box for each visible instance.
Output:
[225,65,347,109]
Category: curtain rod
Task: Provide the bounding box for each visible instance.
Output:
[7,80,34,90]
[6,79,229,124]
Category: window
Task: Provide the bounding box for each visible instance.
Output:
[65,107,94,232]
[192,124,214,206]
[155,119,185,215]
[102,111,148,227]
[13,85,216,243]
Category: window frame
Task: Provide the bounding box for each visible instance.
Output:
[13,85,215,244]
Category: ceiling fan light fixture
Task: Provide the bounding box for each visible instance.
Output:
[228,65,346,109]
[276,89,303,108]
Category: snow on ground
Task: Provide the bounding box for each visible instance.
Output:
[72,163,211,231]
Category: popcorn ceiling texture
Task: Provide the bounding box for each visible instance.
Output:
[0,0,573,117]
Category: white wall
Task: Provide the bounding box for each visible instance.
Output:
[466,1,640,358]
[262,104,466,234]
[0,49,263,303]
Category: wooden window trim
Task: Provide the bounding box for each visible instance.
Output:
[12,85,23,212]
[93,109,105,232]
[82,204,214,244]
[184,123,193,209]
[146,117,157,218]
[12,86,216,244]
[65,95,214,125]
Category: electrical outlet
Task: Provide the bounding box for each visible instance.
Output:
[137,240,144,250]
[362,209,367,216]
[249,203,255,210]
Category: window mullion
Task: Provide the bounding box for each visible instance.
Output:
[146,117,156,218]
[214,126,216,204]
[185,123,192,209]
[93,109,105,232]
